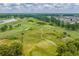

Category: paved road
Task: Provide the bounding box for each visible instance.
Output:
[0,18,16,24]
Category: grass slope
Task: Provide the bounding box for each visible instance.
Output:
[0,17,79,56]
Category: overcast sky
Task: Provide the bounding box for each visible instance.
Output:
[0,3,79,13]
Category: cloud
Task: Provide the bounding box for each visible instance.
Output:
[0,3,79,13]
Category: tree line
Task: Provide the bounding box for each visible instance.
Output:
[29,15,79,31]
[51,16,79,30]
[0,14,79,30]
[0,24,21,32]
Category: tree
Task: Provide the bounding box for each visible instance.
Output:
[70,24,76,30]
[75,22,79,29]
[0,25,8,32]
[56,20,61,26]
[61,21,64,27]
[9,25,13,30]
[4,25,8,29]
[65,22,71,30]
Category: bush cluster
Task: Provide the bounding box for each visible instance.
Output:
[0,41,22,56]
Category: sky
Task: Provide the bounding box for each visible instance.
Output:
[0,3,79,13]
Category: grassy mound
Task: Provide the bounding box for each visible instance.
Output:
[0,17,79,56]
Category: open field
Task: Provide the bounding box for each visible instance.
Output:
[0,16,79,56]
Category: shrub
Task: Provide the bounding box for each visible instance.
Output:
[37,21,46,25]
[56,41,78,56]
[63,32,67,35]
[0,41,22,56]
[9,41,22,56]
[8,36,18,40]
[28,19,34,22]
[0,25,8,32]
[8,25,13,30]
[0,44,9,56]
